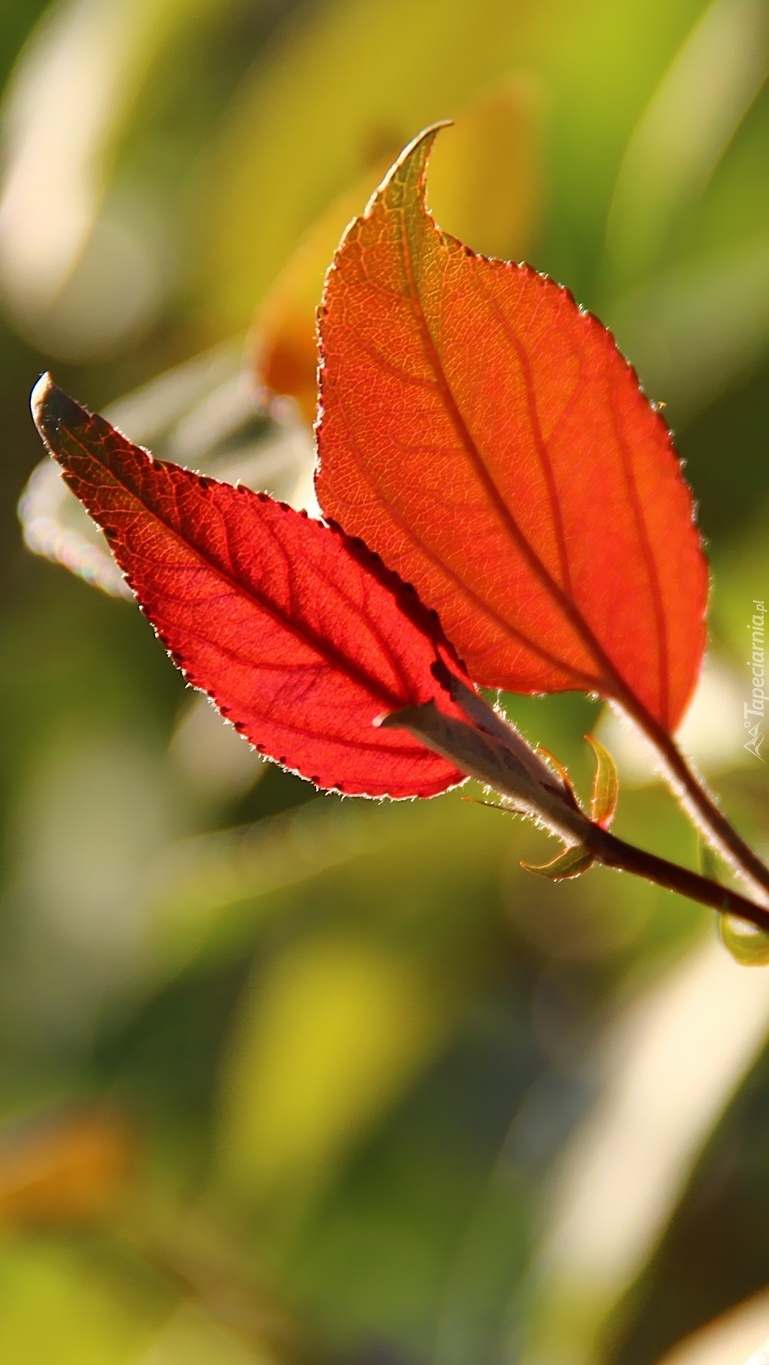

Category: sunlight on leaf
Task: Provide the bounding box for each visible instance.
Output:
[33,376,474,798]
[585,733,619,828]
[521,844,593,881]
[316,126,707,732]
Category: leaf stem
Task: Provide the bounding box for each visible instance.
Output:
[627,702,769,904]
[387,686,769,932]
[586,824,769,932]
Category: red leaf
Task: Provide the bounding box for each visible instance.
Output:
[316,126,708,733]
[32,376,470,799]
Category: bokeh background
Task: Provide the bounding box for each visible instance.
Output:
[1,1,769,1361]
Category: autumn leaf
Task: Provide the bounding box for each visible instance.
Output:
[31,375,472,799]
[316,125,708,734]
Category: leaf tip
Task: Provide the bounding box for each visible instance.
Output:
[31,373,89,447]
[399,119,453,158]
[379,120,453,206]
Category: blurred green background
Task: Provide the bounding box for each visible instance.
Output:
[2,1,769,1361]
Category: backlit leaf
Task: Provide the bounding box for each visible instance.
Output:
[316,127,708,733]
[718,913,769,967]
[32,376,471,799]
[521,843,594,881]
[585,732,619,828]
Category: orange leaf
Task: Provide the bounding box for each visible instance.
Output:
[316,126,708,733]
[33,377,470,800]
[0,1110,137,1228]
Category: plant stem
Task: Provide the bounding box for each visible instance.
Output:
[586,824,769,933]
[628,702,769,904]
[388,687,769,932]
